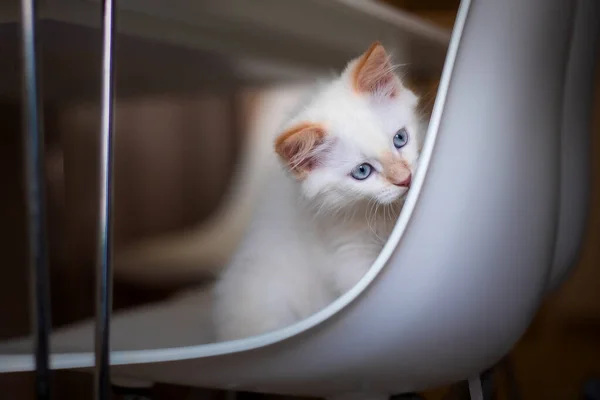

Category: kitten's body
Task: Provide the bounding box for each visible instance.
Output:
[214,43,423,341]
[214,165,398,340]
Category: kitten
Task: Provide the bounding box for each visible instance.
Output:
[213,42,424,341]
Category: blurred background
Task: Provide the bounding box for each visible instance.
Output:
[0,0,599,398]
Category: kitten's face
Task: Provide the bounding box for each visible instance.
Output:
[275,42,422,211]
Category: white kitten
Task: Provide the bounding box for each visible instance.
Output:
[213,42,424,341]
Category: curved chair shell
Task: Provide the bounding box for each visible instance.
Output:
[549,0,600,289]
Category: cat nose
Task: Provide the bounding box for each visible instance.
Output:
[394,174,412,188]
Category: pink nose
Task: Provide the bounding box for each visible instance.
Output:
[394,174,412,188]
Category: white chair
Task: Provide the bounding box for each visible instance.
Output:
[2,0,599,398]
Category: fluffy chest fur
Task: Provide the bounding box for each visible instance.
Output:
[311,203,398,295]
[213,169,398,341]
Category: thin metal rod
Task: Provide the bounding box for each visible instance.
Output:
[94,0,117,399]
[468,376,484,400]
[20,0,52,398]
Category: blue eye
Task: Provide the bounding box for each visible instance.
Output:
[393,128,409,149]
[350,163,373,180]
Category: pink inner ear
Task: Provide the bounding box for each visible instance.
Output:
[274,123,327,177]
[353,42,399,97]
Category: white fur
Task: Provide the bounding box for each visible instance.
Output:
[213,53,424,342]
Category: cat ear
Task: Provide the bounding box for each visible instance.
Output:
[351,41,401,98]
[274,122,328,178]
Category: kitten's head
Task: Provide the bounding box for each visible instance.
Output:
[275,42,422,212]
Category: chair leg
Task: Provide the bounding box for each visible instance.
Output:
[469,368,495,400]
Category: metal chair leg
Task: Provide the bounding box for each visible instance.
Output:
[94,0,117,399]
[468,368,495,400]
[20,0,52,398]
